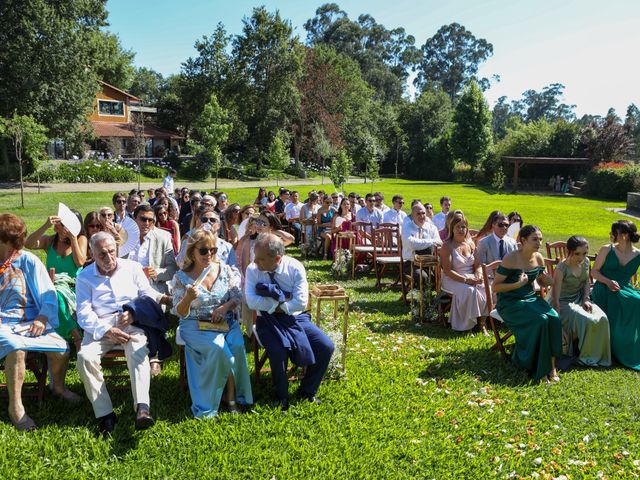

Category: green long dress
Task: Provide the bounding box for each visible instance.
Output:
[496,265,563,382]
[553,259,611,367]
[45,243,82,341]
[591,246,640,370]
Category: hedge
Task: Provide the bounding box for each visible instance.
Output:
[584,164,640,200]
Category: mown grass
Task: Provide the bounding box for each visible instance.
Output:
[0,180,638,479]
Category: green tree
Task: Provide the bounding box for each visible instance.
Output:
[129,67,165,105]
[416,23,493,100]
[195,94,232,189]
[451,81,493,168]
[0,115,48,207]
[89,31,136,89]
[266,130,291,185]
[233,7,304,168]
[329,149,353,192]
[514,83,576,122]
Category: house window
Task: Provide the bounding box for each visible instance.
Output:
[98,99,124,116]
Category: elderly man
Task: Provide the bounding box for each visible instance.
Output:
[244,233,334,411]
[130,204,177,295]
[76,232,172,435]
[476,212,518,265]
[355,193,383,227]
[382,194,407,227]
[401,203,442,276]
[432,196,451,231]
[284,190,303,245]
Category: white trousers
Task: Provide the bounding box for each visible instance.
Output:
[76,325,151,418]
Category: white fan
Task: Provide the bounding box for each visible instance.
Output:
[118,216,140,258]
[57,203,81,237]
[507,222,520,240]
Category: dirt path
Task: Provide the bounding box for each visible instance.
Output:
[0,177,364,194]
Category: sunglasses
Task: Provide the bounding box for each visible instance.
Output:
[497,222,510,228]
[88,224,101,229]
[116,200,126,204]
[157,210,168,215]
[198,247,218,256]
[138,217,155,223]
[100,213,113,218]
[366,200,374,204]
[200,216,219,224]
[426,206,434,210]
[201,202,214,207]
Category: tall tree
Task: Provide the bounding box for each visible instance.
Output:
[415,23,493,100]
[129,67,165,105]
[195,93,232,189]
[233,7,304,168]
[89,31,136,89]
[266,130,291,185]
[514,83,576,122]
[451,81,492,168]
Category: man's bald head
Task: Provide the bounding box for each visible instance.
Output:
[411,203,427,225]
[254,233,285,271]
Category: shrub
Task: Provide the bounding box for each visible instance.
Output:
[153,145,167,158]
[584,163,640,200]
[180,152,211,179]
[284,163,307,178]
[452,163,473,182]
[140,164,165,179]
[245,164,267,179]
[26,161,136,183]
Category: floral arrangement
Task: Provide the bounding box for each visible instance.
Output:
[301,232,318,259]
[331,248,352,279]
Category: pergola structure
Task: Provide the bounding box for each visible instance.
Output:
[501,156,591,191]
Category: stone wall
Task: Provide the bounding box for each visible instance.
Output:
[627,192,640,212]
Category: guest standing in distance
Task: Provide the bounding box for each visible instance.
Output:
[163,169,177,195]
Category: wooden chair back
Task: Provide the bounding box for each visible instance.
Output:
[546,241,568,260]
[544,257,560,276]
[481,260,513,359]
[372,228,400,257]
[350,221,373,244]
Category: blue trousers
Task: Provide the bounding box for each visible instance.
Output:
[260,315,334,401]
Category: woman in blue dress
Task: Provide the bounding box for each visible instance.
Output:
[317,195,336,259]
[172,229,252,417]
[0,214,78,430]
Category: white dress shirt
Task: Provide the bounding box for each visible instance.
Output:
[401,217,441,261]
[130,234,151,267]
[355,207,383,227]
[76,259,163,341]
[163,175,174,193]
[284,201,303,221]
[244,255,308,316]
[379,204,391,214]
[432,211,447,230]
[382,208,407,226]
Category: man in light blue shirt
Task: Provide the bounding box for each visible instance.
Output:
[355,193,383,227]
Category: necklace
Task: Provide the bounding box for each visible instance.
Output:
[0,249,19,276]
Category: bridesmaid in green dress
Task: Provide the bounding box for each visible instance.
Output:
[493,225,562,383]
[591,220,640,370]
[549,236,611,367]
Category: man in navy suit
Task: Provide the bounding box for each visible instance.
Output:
[476,212,518,266]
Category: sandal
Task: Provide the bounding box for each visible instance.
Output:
[11,413,37,432]
[54,389,83,403]
[226,401,241,414]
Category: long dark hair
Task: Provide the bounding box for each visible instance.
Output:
[53,209,85,248]
[259,210,283,230]
[517,224,540,243]
[611,220,640,243]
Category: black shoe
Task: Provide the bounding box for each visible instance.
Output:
[295,390,322,405]
[98,412,117,438]
[135,406,155,430]
[278,399,289,412]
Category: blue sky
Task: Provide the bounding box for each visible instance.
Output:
[106,0,639,117]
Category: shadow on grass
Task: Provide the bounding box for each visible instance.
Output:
[418,346,531,387]
[364,319,461,340]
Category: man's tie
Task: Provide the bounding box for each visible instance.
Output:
[268,271,278,286]
[499,239,505,259]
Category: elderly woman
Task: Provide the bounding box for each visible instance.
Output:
[0,214,80,431]
[171,229,252,417]
[493,225,562,383]
[550,236,611,367]
[440,216,488,333]
[177,206,235,268]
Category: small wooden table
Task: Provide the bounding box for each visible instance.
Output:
[309,284,349,371]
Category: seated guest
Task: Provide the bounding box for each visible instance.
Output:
[474,210,502,244]
[357,196,366,208]
[300,192,320,242]
[284,191,303,245]
[476,212,518,265]
[265,190,277,213]
[147,188,156,206]
[549,236,611,367]
[316,195,336,259]
[439,210,465,241]
[355,193,383,227]
[255,187,268,207]
[432,196,452,231]
[591,220,640,370]
[440,217,488,333]
[508,211,523,227]
[244,233,334,410]
[274,188,290,221]
[347,192,361,215]
[215,192,229,215]
[492,225,561,383]
[237,204,257,240]
[83,212,103,265]
[98,207,124,246]
[255,211,295,248]
[221,203,241,246]
[0,214,79,431]
[180,193,202,238]
[76,232,172,435]
[330,192,341,210]
[382,195,407,227]
[401,203,442,278]
[330,198,354,257]
[126,194,142,217]
[112,192,129,224]
[129,205,177,295]
[177,207,236,268]
[155,204,180,254]
[425,202,434,220]
[373,192,390,214]
[172,229,252,417]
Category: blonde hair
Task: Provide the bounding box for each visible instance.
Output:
[182,229,220,272]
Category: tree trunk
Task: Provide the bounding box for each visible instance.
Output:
[0,138,8,170]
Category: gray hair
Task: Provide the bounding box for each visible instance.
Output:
[256,232,285,258]
[202,195,217,208]
[90,231,117,251]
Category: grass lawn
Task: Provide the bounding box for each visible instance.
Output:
[1,180,638,479]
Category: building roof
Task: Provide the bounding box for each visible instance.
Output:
[98,80,142,102]
[91,121,183,140]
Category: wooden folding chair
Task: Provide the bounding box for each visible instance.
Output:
[544,257,559,276]
[481,261,514,359]
[372,227,405,299]
[409,254,440,319]
[546,241,568,261]
[350,221,374,278]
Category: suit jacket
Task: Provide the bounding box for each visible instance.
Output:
[127,228,177,293]
[476,234,518,265]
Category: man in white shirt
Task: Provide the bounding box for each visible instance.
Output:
[76,232,172,436]
[162,169,177,195]
[476,212,518,265]
[401,203,442,278]
[347,192,361,215]
[382,195,407,227]
[355,193,383,227]
[432,196,451,231]
[330,192,341,210]
[244,233,334,410]
[374,192,391,214]
[284,190,303,245]
[130,205,177,295]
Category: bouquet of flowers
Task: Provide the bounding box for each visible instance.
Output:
[331,248,352,279]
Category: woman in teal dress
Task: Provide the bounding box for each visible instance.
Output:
[591,220,640,370]
[172,229,252,418]
[493,225,562,383]
[549,236,611,367]
[317,195,336,259]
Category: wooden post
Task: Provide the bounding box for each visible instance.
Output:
[513,161,520,191]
